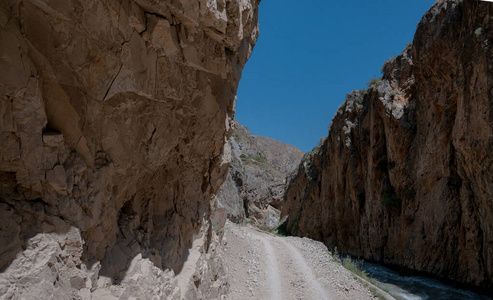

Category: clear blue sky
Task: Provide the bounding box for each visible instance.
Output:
[236,0,436,152]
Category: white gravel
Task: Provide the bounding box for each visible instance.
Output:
[223,221,379,300]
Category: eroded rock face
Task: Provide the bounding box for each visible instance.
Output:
[0,0,259,298]
[216,119,303,228]
[282,0,493,290]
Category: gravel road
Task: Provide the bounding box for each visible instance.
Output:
[223,221,380,300]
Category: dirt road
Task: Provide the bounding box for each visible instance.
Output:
[223,221,379,300]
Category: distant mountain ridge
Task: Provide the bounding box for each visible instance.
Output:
[216,119,304,227]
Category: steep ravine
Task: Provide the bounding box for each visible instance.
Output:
[0,0,259,298]
[283,0,493,291]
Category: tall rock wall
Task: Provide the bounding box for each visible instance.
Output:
[282,0,493,290]
[0,0,259,298]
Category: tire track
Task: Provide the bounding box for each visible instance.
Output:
[258,235,283,300]
[224,221,379,300]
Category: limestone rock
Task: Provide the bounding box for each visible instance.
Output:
[282,0,493,290]
[0,0,260,298]
[216,119,304,228]
[46,165,68,195]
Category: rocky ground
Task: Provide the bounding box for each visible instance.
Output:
[223,221,386,300]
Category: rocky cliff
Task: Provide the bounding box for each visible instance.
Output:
[215,119,303,228]
[0,0,259,298]
[282,0,493,290]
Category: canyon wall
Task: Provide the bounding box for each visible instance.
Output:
[0,0,259,298]
[215,119,303,227]
[282,0,493,290]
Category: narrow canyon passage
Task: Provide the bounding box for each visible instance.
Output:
[223,221,377,300]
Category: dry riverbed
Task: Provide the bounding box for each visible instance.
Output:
[223,221,388,300]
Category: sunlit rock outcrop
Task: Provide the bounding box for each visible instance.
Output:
[0,0,259,298]
[216,119,303,227]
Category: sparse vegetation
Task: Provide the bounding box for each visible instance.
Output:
[355,95,365,105]
[329,248,388,299]
[254,220,288,236]
[258,224,272,232]
[338,102,346,112]
[342,256,361,274]
[275,220,291,236]
[238,151,284,178]
[254,155,265,163]
[367,77,382,88]
[382,56,395,73]
[369,287,386,300]
[240,153,269,167]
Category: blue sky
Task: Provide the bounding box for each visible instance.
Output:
[235,0,436,152]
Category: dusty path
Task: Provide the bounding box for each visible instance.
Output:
[223,221,378,300]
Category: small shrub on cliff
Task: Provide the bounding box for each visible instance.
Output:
[367,77,382,88]
[240,154,271,170]
[338,102,346,113]
[254,155,265,163]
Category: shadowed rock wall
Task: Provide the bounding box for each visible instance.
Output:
[283,0,493,290]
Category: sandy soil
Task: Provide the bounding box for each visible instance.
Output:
[223,221,379,300]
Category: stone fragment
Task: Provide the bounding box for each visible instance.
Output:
[42,131,64,147]
[46,165,68,195]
